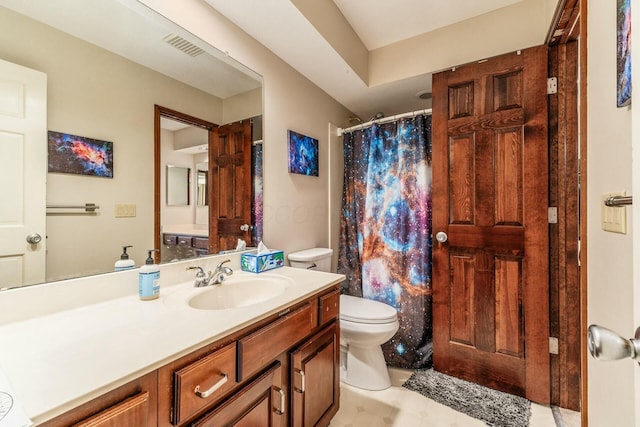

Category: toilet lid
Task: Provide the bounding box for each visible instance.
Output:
[340,294,397,324]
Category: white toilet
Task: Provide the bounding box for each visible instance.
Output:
[288,248,400,391]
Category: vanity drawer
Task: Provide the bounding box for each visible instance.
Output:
[173,342,237,425]
[163,234,178,246]
[237,302,315,381]
[193,237,209,250]
[177,235,193,246]
[319,289,340,325]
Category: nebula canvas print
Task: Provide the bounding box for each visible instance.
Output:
[48,131,114,178]
[288,130,318,177]
[617,0,631,107]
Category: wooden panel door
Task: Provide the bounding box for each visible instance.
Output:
[209,121,252,252]
[0,58,47,287]
[432,46,549,403]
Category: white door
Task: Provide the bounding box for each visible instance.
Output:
[0,58,47,288]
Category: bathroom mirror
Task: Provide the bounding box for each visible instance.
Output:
[196,167,209,207]
[0,0,263,287]
[166,166,190,206]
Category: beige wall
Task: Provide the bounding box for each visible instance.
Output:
[587,0,635,425]
[161,129,196,228]
[632,0,640,423]
[139,0,352,259]
[368,0,553,87]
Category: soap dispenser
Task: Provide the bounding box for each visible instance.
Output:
[139,249,160,300]
[115,245,135,271]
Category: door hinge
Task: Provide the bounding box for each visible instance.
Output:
[547,77,558,94]
[549,337,559,354]
[548,207,558,224]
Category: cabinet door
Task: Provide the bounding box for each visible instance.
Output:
[193,362,284,427]
[290,323,339,427]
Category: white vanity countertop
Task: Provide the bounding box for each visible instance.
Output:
[0,264,344,424]
[162,224,209,237]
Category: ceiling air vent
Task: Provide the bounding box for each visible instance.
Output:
[162,34,205,57]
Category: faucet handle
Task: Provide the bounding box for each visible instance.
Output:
[216,259,231,269]
[187,266,205,277]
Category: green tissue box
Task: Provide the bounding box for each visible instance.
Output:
[241,250,284,273]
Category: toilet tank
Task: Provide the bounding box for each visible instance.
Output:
[288,248,333,272]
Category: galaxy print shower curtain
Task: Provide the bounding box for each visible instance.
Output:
[338,114,432,369]
[252,142,263,244]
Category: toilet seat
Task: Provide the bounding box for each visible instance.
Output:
[340,294,397,324]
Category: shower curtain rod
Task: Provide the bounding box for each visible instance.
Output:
[337,108,432,136]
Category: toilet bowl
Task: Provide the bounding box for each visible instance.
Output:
[339,294,399,390]
[287,248,399,391]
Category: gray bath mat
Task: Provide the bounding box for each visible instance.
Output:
[402,369,531,427]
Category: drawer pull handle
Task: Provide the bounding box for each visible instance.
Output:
[194,372,228,398]
[294,368,306,393]
[278,308,290,317]
[273,386,286,415]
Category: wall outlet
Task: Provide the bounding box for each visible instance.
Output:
[115,203,136,218]
[601,192,627,234]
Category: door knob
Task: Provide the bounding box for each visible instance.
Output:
[26,233,42,244]
[435,231,448,243]
[240,224,250,232]
[587,324,640,363]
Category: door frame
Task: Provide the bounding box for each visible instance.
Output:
[153,105,218,262]
[545,0,587,421]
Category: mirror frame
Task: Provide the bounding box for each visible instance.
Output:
[154,105,217,263]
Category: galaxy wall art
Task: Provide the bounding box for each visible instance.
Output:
[287,130,318,176]
[617,0,631,107]
[48,131,113,178]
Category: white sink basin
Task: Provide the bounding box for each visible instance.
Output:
[187,275,292,310]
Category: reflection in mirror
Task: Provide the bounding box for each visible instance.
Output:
[166,166,190,206]
[197,167,209,207]
[159,112,212,264]
[0,0,262,288]
[157,107,262,263]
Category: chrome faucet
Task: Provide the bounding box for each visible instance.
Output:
[186,260,233,287]
[212,259,233,284]
[186,266,213,287]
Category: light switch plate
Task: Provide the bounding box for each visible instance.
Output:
[601,192,627,234]
[115,203,136,218]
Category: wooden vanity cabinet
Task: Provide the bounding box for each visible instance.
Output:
[160,286,339,427]
[40,371,158,427]
[44,284,340,427]
[162,233,210,257]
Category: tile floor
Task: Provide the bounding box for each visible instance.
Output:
[330,368,582,427]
